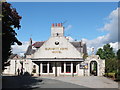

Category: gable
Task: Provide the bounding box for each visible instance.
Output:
[33,37,83,59]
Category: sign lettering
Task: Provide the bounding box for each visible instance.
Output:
[45,48,68,53]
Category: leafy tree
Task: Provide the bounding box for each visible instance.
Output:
[96,48,105,59]
[83,53,88,60]
[116,49,120,80]
[96,44,116,74]
[103,44,115,59]
[117,49,120,60]
[105,58,117,73]
[96,44,115,60]
[2,2,22,70]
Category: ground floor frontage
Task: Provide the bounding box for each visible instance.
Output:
[3,55,105,77]
[32,61,83,77]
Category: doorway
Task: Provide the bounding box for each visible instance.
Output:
[90,61,97,76]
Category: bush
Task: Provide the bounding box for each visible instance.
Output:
[105,73,115,78]
[115,72,120,81]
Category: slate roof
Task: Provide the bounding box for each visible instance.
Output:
[70,42,82,48]
[24,45,36,55]
[9,54,17,59]
[25,41,87,56]
[70,41,87,54]
[24,45,32,55]
[32,41,45,48]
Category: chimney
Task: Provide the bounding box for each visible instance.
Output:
[30,38,32,45]
[52,23,63,27]
[51,23,64,37]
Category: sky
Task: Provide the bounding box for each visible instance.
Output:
[7,0,120,2]
[10,2,119,56]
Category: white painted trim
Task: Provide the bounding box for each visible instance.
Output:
[40,63,42,74]
[64,62,66,74]
[31,59,83,62]
[71,62,73,76]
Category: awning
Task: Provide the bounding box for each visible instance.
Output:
[31,58,84,62]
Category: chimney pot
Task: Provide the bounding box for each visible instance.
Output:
[52,24,54,27]
[58,23,61,27]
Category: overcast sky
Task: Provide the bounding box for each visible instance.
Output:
[10,2,119,56]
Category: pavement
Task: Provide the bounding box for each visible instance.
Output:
[32,78,88,88]
[40,76,118,88]
[2,75,119,89]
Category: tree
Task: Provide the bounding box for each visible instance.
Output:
[2,2,22,70]
[117,49,120,60]
[96,44,115,60]
[116,49,120,80]
[96,48,105,59]
[96,44,116,73]
[83,53,88,60]
[103,44,115,59]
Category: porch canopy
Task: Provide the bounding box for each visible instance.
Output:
[31,58,84,62]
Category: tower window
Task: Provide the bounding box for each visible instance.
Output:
[56,33,59,36]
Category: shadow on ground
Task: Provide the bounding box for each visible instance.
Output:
[2,72,42,89]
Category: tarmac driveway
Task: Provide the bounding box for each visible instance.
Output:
[40,76,118,88]
[2,75,119,89]
[2,75,89,89]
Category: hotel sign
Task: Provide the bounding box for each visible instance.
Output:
[80,63,88,69]
[45,48,68,53]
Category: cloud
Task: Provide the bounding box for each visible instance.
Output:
[99,8,118,42]
[11,41,29,56]
[109,42,119,52]
[11,41,36,56]
[82,8,119,55]
[65,25,72,31]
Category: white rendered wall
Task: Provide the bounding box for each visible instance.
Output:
[77,62,84,76]
[33,37,82,59]
[51,27,64,37]
[3,59,33,75]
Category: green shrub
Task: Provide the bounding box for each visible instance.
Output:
[105,73,115,78]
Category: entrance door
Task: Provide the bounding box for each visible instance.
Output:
[90,61,97,76]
